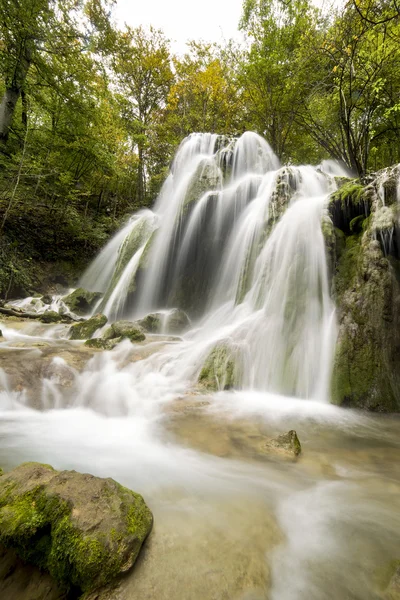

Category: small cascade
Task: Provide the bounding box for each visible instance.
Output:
[80,131,349,401]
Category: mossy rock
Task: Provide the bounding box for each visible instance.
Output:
[0,462,153,595]
[102,321,145,343]
[40,311,63,324]
[262,430,302,459]
[199,343,240,391]
[84,337,123,351]
[41,295,52,305]
[63,288,102,316]
[165,309,191,334]
[136,313,163,333]
[69,314,108,340]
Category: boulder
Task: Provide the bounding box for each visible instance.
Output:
[39,311,63,324]
[69,313,108,340]
[381,561,400,600]
[63,288,102,316]
[41,295,53,305]
[262,430,302,458]
[165,309,191,333]
[0,463,153,595]
[137,312,163,333]
[102,321,145,343]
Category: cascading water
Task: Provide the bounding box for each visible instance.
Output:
[2,133,400,600]
[80,131,343,400]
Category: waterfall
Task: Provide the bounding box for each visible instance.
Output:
[81,131,348,401]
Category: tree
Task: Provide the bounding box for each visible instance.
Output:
[112,26,174,205]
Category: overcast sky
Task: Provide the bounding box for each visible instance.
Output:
[114,0,246,54]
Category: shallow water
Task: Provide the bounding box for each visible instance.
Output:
[1,321,400,600]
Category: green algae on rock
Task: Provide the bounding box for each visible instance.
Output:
[102,320,145,343]
[262,430,302,459]
[69,314,108,340]
[199,342,240,391]
[326,167,400,412]
[63,288,103,316]
[0,463,153,595]
[84,337,123,351]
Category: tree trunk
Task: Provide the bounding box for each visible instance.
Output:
[0,87,20,145]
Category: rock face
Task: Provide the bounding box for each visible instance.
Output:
[69,313,108,340]
[0,463,153,595]
[102,321,145,343]
[262,430,302,458]
[327,167,400,411]
[63,288,102,316]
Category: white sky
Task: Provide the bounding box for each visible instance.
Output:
[114,0,246,54]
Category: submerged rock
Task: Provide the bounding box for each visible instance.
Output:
[380,561,400,600]
[137,312,163,333]
[69,313,108,340]
[63,287,102,316]
[0,462,153,595]
[262,430,302,458]
[103,320,145,343]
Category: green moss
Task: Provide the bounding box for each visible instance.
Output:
[69,314,108,340]
[199,343,240,391]
[63,288,102,315]
[84,337,122,350]
[0,463,153,594]
[330,180,365,208]
[40,311,62,324]
[103,321,145,343]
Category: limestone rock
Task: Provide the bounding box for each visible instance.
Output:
[63,288,102,316]
[199,342,240,391]
[262,430,302,458]
[0,463,153,595]
[102,321,145,343]
[39,311,63,324]
[69,313,107,340]
[84,337,123,351]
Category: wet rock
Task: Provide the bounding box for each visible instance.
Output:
[0,462,153,595]
[103,321,145,343]
[39,311,62,324]
[262,430,302,458]
[381,562,400,599]
[199,342,240,391]
[0,543,65,600]
[41,295,52,305]
[85,337,123,351]
[69,313,108,340]
[136,312,163,333]
[63,288,102,316]
[166,309,191,333]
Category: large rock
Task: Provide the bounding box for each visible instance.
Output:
[137,309,190,335]
[102,320,145,343]
[382,563,400,599]
[63,288,102,316]
[0,463,153,595]
[69,313,108,340]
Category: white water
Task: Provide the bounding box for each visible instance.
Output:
[2,133,399,599]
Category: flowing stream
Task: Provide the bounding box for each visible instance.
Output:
[1,132,400,599]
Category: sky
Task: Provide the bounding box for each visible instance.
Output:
[114,0,246,54]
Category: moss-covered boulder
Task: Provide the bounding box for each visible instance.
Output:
[84,337,122,351]
[165,309,191,334]
[63,288,102,316]
[39,311,63,324]
[198,342,240,391]
[262,430,302,459]
[69,314,108,340]
[0,463,153,595]
[102,321,145,343]
[41,295,52,305]
[328,168,400,412]
[136,312,163,333]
